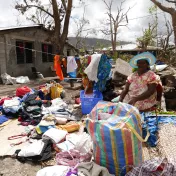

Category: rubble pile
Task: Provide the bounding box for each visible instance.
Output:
[158,66,176,110]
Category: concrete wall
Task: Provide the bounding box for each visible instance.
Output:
[0,28,76,78]
[0,35,6,75]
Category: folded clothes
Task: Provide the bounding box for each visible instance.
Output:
[3,97,21,114]
[42,128,68,143]
[56,122,80,133]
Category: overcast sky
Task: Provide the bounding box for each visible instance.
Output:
[0,0,174,42]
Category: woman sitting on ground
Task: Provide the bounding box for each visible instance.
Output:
[119,53,161,111]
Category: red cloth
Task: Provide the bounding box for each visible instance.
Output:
[16,86,32,97]
[87,55,91,65]
[54,55,64,81]
[0,97,11,106]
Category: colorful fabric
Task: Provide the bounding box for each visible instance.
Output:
[54,55,64,81]
[125,158,176,176]
[50,83,63,100]
[129,52,156,68]
[86,101,143,176]
[123,70,160,111]
[94,54,112,92]
[56,149,92,167]
[16,86,32,97]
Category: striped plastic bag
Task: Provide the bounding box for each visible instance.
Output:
[86,101,145,176]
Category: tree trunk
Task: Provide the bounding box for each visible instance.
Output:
[60,0,73,55]
[113,27,117,55]
[52,0,60,53]
[52,0,72,55]
[172,13,176,46]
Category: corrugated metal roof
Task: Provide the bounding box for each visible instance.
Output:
[0,24,43,31]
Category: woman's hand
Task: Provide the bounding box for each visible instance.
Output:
[128,97,138,105]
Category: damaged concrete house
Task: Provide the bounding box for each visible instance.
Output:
[0,24,77,78]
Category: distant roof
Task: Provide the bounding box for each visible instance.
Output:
[0,24,44,32]
[101,43,161,51]
[116,44,137,51]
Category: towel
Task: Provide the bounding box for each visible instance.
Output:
[67,56,78,73]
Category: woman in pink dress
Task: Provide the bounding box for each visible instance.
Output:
[119,58,161,111]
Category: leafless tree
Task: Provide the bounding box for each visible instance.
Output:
[15,0,73,55]
[151,0,176,46]
[101,0,131,55]
[158,16,174,62]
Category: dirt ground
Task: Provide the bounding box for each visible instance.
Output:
[0,78,82,176]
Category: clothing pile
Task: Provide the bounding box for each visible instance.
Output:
[0,83,96,176]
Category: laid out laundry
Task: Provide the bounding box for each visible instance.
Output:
[77,161,113,176]
[16,139,52,162]
[0,97,12,106]
[56,121,80,133]
[16,86,32,97]
[39,120,55,126]
[125,158,176,176]
[42,128,68,143]
[36,165,70,176]
[18,140,45,157]
[56,149,92,167]
[3,97,21,114]
[0,115,9,125]
[56,132,93,154]
[51,98,68,108]
[56,141,75,151]
[55,117,67,125]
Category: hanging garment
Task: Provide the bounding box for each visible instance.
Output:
[84,54,101,82]
[94,54,112,92]
[54,55,64,81]
[67,56,78,73]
